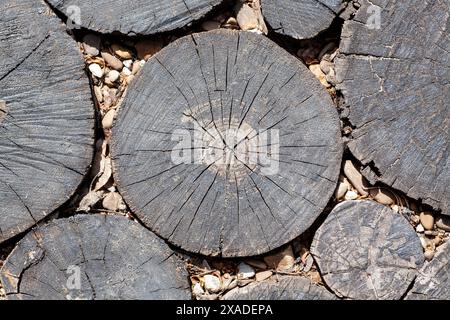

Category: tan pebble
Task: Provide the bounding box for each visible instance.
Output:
[424,250,435,261]
[135,40,163,60]
[335,181,348,200]
[419,212,434,230]
[102,192,123,211]
[343,160,370,196]
[101,52,123,71]
[102,109,115,129]
[93,85,103,103]
[309,64,331,88]
[226,17,238,25]
[255,271,273,282]
[131,61,142,75]
[111,43,133,59]
[235,3,259,30]
[202,20,221,31]
[264,245,295,272]
[369,188,395,205]
[82,34,101,56]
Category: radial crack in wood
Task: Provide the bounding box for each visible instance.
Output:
[310,200,424,300]
[111,30,343,257]
[0,215,191,300]
[45,0,224,35]
[222,275,337,299]
[334,0,450,214]
[0,0,95,243]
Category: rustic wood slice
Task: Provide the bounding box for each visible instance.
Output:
[335,0,450,214]
[261,0,343,40]
[310,200,424,300]
[222,275,337,300]
[406,242,450,300]
[46,0,224,35]
[0,0,94,243]
[111,30,343,257]
[0,215,191,300]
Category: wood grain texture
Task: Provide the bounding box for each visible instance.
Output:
[406,242,450,300]
[310,200,424,300]
[335,0,450,214]
[0,0,95,243]
[46,0,224,35]
[222,275,337,300]
[0,215,191,300]
[261,0,343,39]
[111,30,343,257]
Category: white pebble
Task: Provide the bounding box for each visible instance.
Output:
[123,59,133,69]
[192,283,204,296]
[203,275,221,293]
[344,190,358,200]
[237,262,255,279]
[122,67,132,76]
[106,70,120,83]
[89,63,104,78]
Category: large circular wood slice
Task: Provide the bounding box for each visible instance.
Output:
[111,30,343,257]
[46,0,223,35]
[310,200,424,300]
[222,276,337,300]
[0,215,191,300]
[261,0,343,40]
[406,242,450,300]
[0,0,94,243]
[335,0,450,214]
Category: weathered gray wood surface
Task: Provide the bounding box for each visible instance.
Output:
[46,0,224,35]
[335,0,450,214]
[222,275,337,300]
[0,0,94,243]
[261,0,343,39]
[406,242,450,300]
[111,30,343,257]
[310,200,424,300]
[0,215,191,300]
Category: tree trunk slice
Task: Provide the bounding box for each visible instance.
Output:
[310,200,424,300]
[406,242,450,300]
[261,0,343,40]
[46,0,224,35]
[0,0,95,243]
[111,30,343,258]
[0,215,191,300]
[222,275,337,300]
[335,0,450,214]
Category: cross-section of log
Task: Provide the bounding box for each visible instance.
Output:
[261,0,343,39]
[310,200,424,300]
[0,0,94,243]
[335,0,450,214]
[0,215,191,300]
[46,0,223,35]
[111,30,343,257]
[222,276,337,300]
[406,242,450,300]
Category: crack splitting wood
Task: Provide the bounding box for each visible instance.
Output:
[111,29,343,258]
[0,214,191,300]
[310,200,424,300]
[0,0,95,243]
[261,0,344,40]
[45,0,224,35]
[334,0,450,214]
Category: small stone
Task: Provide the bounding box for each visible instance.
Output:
[391,204,399,212]
[264,245,295,272]
[309,64,331,88]
[132,61,143,75]
[123,60,133,69]
[135,40,163,60]
[424,250,435,261]
[102,109,116,130]
[335,181,349,200]
[202,20,221,31]
[303,254,314,272]
[419,212,434,230]
[419,236,435,252]
[416,223,425,233]
[93,85,103,103]
[192,282,204,296]
[101,52,123,71]
[436,215,450,232]
[111,43,133,59]
[255,271,272,282]
[369,188,395,205]
[344,190,358,200]
[105,70,120,85]
[82,34,101,56]
[235,3,259,30]
[122,67,132,76]
[102,192,124,211]
[88,63,104,78]
[343,160,370,196]
[320,60,333,74]
[226,17,238,25]
[237,262,255,279]
[203,275,221,293]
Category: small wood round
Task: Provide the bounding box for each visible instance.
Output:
[0,0,94,243]
[46,0,223,35]
[222,275,337,300]
[335,0,450,214]
[0,215,191,300]
[111,30,343,257]
[261,0,342,39]
[406,242,450,300]
[310,200,424,300]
